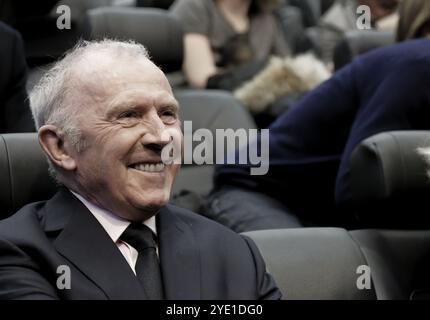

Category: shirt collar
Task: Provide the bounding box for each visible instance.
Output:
[69,190,157,243]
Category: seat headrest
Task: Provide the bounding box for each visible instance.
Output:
[349,131,430,228]
[334,30,394,71]
[84,7,183,73]
[0,133,57,220]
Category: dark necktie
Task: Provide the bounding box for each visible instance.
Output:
[120,222,164,300]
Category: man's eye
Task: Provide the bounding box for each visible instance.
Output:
[160,110,178,123]
[118,111,139,119]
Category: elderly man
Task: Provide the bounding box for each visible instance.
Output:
[0,39,281,300]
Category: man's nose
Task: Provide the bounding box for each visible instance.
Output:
[141,112,171,153]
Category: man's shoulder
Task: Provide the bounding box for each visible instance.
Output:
[164,204,249,245]
[163,204,264,276]
[165,203,238,233]
[0,201,47,241]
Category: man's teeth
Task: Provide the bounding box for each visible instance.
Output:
[133,163,165,172]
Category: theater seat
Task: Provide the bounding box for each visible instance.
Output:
[243,228,376,300]
[84,6,183,73]
[245,227,430,300]
[349,131,430,228]
[2,133,430,300]
[242,131,430,299]
[350,229,430,300]
[274,5,306,54]
[333,30,394,70]
[0,133,56,219]
[173,89,256,196]
[136,0,175,9]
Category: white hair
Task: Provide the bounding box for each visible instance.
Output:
[418,146,430,178]
[29,39,150,150]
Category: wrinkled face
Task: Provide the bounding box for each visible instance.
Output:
[70,55,181,221]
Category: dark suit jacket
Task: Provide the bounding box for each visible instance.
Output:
[0,21,34,133]
[0,189,281,300]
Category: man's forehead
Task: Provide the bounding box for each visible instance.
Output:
[76,50,160,80]
[73,51,173,102]
[107,87,179,108]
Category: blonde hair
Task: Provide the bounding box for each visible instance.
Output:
[396,0,430,41]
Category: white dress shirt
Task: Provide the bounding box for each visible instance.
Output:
[70,190,157,275]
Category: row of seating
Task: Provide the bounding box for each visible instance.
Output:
[1,130,430,299]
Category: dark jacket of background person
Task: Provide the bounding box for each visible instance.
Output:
[0,189,281,299]
[214,39,430,222]
[396,0,430,42]
[0,22,34,133]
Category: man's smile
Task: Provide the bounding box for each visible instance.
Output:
[129,162,166,173]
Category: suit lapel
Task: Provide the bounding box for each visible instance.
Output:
[157,205,201,300]
[45,189,147,300]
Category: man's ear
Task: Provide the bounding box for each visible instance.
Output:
[38,125,77,171]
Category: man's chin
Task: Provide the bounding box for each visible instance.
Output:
[133,196,169,214]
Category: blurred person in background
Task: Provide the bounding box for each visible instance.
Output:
[170,0,331,122]
[202,0,430,232]
[396,0,430,42]
[314,0,399,63]
[0,21,34,133]
[170,0,291,89]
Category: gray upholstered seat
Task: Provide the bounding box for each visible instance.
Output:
[2,132,430,300]
[84,7,183,73]
[243,227,377,300]
[333,30,395,70]
[245,227,430,300]
[349,131,430,228]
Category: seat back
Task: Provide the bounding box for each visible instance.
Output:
[333,30,394,70]
[350,229,430,300]
[0,133,57,219]
[349,131,430,228]
[136,0,175,9]
[173,89,256,196]
[84,6,183,73]
[245,227,430,300]
[243,228,377,300]
[274,5,305,54]
[285,0,322,27]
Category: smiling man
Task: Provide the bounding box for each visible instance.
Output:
[0,39,281,300]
